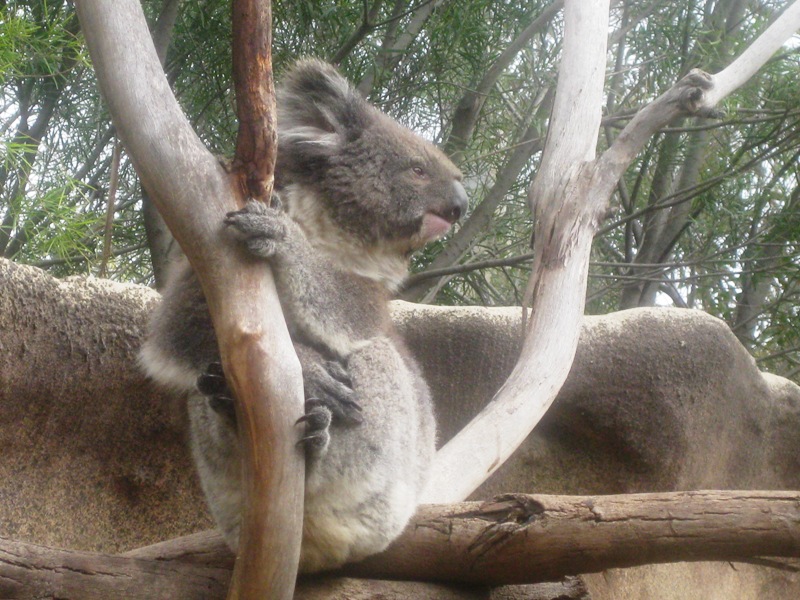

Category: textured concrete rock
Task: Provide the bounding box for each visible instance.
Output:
[2,258,800,597]
[394,301,800,494]
[0,259,211,553]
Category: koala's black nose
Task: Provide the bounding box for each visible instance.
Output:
[445,181,469,223]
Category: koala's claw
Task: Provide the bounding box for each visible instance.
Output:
[324,359,352,387]
[197,362,237,426]
[269,192,283,211]
[304,374,363,424]
[225,199,287,258]
[327,395,363,424]
[197,361,227,394]
[297,400,332,457]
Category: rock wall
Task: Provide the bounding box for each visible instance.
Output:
[2,258,799,598]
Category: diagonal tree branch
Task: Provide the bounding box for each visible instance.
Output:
[705,0,800,106]
[142,0,184,288]
[598,0,800,197]
[152,0,182,64]
[356,0,451,97]
[443,0,563,162]
[329,0,385,65]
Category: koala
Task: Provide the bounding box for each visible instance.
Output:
[139,59,468,573]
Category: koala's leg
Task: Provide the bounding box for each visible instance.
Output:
[139,259,222,393]
[300,335,436,573]
[187,392,243,551]
[189,341,362,550]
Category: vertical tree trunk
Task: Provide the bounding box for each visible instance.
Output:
[73,1,304,598]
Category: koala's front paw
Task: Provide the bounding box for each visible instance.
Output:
[197,362,237,426]
[225,199,287,258]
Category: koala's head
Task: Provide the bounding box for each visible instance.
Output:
[276,59,468,254]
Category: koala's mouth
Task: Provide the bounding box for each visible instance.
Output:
[419,211,455,242]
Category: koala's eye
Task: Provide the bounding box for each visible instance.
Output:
[411,165,428,178]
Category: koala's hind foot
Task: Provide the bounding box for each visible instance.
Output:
[296,392,362,457]
[296,399,332,456]
[225,199,286,258]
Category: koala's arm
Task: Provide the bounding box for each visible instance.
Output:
[225,200,390,359]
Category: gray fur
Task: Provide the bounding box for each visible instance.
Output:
[139,59,466,572]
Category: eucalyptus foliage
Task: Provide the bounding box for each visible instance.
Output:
[1,0,799,376]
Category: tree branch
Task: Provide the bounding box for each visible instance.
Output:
[596,70,719,199]
[329,0,385,65]
[353,491,800,584]
[705,0,800,106]
[231,0,277,202]
[73,1,304,599]
[356,0,449,97]
[226,2,302,598]
[597,0,800,196]
[142,0,184,288]
[402,251,535,287]
[3,492,800,597]
[443,0,562,161]
[421,0,611,504]
[152,0,182,64]
[97,140,121,278]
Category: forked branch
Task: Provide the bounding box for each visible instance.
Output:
[423,0,800,504]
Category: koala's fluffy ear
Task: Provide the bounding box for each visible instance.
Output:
[278,59,370,151]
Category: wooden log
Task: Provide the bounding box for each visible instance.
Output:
[3,491,800,598]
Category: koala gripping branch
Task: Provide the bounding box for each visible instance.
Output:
[75,1,304,599]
